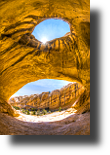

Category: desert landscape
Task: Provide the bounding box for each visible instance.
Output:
[0,0,90,135]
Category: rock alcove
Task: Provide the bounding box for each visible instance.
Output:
[0,0,90,135]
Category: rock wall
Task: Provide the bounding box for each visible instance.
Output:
[0,0,90,135]
[9,83,84,110]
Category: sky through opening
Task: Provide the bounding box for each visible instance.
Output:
[11,19,71,98]
[32,18,70,43]
[11,80,73,97]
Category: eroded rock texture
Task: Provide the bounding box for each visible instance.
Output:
[9,83,84,110]
[0,0,90,135]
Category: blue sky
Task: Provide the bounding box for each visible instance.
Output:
[11,79,72,97]
[11,19,71,97]
[32,18,70,42]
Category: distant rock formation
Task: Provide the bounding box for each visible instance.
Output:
[9,83,84,110]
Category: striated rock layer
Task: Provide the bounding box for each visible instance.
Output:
[9,83,84,110]
[0,0,90,135]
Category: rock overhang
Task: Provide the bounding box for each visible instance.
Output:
[0,0,90,116]
[0,0,90,135]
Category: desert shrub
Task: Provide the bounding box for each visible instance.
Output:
[21,109,30,115]
[13,106,20,110]
[26,110,30,115]
[42,109,47,115]
[58,107,62,112]
[48,110,51,113]
[32,111,36,115]
[31,108,37,111]
[21,109,26,114]
[37,109,41,116]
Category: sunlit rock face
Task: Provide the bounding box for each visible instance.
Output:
[0,0,90,135]
[9,83,85,110]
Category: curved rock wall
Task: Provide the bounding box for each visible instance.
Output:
[0,0,90,135]
[0,0,90,101]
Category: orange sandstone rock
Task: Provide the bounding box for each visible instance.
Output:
[0,0,90,135]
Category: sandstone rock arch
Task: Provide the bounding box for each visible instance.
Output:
[0,0,90,135]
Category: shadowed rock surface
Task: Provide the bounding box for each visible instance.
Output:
[0,0,90,135]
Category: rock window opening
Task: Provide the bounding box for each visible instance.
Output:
[32,19,70,44]
[9,79,84,118]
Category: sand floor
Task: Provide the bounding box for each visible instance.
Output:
[16,109,76,123]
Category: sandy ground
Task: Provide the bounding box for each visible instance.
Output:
[16,109,76,123]
[0,91,90,135]
[0,109,90,135]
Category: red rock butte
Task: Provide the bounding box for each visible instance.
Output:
[0,0,90,135]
